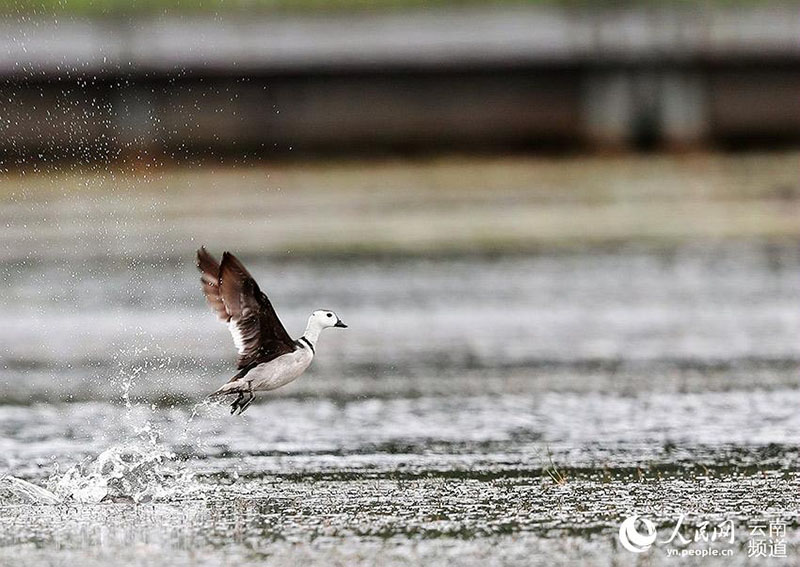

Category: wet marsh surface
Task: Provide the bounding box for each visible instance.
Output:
[0,156,798,565]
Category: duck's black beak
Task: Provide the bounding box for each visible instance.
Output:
[334,320,348,328]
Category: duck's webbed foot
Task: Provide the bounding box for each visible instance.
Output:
[238,391,256,414]
[230,389,255,415]
[229,392,244,415]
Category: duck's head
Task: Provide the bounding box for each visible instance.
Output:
[308,309,347,330]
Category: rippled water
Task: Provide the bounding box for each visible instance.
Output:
[1,243,799,565]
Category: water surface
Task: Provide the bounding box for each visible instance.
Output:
[1,243,798,565]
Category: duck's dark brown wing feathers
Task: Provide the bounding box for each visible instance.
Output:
[196,246,228,322]
[215,250,296,369]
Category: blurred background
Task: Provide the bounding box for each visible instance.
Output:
[1,1,800,161]
[1,0,798,398]
[0,2,798,565]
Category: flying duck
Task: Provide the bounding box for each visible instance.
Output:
[196,247,347,415]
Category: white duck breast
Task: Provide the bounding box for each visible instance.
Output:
[244,346,314,392]
[195,247,347,415]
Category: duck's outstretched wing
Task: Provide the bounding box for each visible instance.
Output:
[196,246,228,321]
[197,248,296,369]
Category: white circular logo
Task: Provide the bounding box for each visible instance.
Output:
[618,515,657,553]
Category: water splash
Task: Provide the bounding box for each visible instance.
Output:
[49,443,184,503]
[0,474,61,504]
[2,352,203,505]
[2,434,192,505]
[185,397,220,429]
[46,355,195,503]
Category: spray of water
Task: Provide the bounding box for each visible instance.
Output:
[0,474,61,505]
[48,443,182,503]
[2,349,214,505]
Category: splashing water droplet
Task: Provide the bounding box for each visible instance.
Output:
[50,443,182,504]
[0,475,60,505]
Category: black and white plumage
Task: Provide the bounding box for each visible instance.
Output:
[197,247,347,415]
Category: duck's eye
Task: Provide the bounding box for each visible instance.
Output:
[327,313,333,318]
